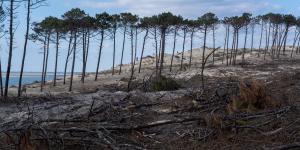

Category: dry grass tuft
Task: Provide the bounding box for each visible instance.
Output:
[227,80,279,113]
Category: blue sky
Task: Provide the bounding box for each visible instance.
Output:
[1,0,300,73]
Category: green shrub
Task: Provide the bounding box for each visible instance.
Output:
[151,76,181,91]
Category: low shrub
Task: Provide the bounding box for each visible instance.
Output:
[227,80,279,113]
[151,76,181,91]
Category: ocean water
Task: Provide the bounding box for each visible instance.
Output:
[1,75,56,87]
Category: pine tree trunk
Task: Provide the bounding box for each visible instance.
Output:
[223,26,228,64]
[53,32,59,86]
[250,25,255,52]
[138,29,149,73]
[0,59,3,97]
[242,26,248,66]
[41,36,47,92]
[95,30,104,81]
[112,28,116,75]
[69,31,77,92]
[201,27,207,87]
[226,26,230,66]
[81,30,86,83]
[133,28,138,66]
[180,28,187,70]
[43,33,50,85]
[159,29,166,77]
[83,30,90,83]
[189,29,194,68]
[4,0,14,98]
[212,26,216,65]
[291,29,299,58]
[258,22,264,57]
[63,32,73,84]
[202,27,207,67]
[230,30,236,65]
[119,26,127,74]
[18,0,30,97]
[170,28,177,72]
[234,30,239,65]
[154,28,159,76]
[128,27,135,91]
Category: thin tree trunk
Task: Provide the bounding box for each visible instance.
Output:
[202,27,207,67]
[43,33,50,85]
[233,30,239,65]
[230,30,236,65]
[282,28,289,55]
[95,30,104,81]
[250,25,255,52]
[133,27,138,66]
[212,26,216,65]
[112,28,116,75]
[159,29,166,77]
[119,26,127,74]
[4,0,14,98]
[258,22,264,57]
[201,27,207,86]
[0,59,3,97]
[189,29,194,68]
[69,31,77,92]
[53,32,59,86]
[63,32,73,84]
[180,28,187,70]
[291,29,299,58]
[138,29,149,73]
[128,27,135,91]
[154,28,159,76]
[226,26,230,66]
[296,35,300,54]
[170,28,177,72]
[223,26,228,64]
[41,36,47,92]
[242,26,248,66]
[18,0,30,97]
[81,30,86,83]
[83,30,90,83]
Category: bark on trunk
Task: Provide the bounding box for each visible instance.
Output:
[95,30,104,81]
[63,32,73,84]
[170,28,178,72]
[53,32,59,86]
[4,0,14,98]
[69,31,77,92]
[138,29,149,73]
[112,28,117,75]
[18,0,30,97]
[180,28,187,70]
[119,26,127,75]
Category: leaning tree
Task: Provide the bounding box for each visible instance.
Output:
[119,13,135,74]
[110,14,120,76]
[80,15,96,83]
[187,19,198,68]
[0,4,5,97]
[241,13,252,65]
[62,8,86,91]
[156,12,176,76]
[169,15,183,72]
[95,12,112,81]
[18,0,47,96]
[138,16,152,73]
[198,13,218,69]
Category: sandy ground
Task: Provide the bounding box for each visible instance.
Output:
[8,47,300,96]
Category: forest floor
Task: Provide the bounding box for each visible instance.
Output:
[0,48,300,150]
